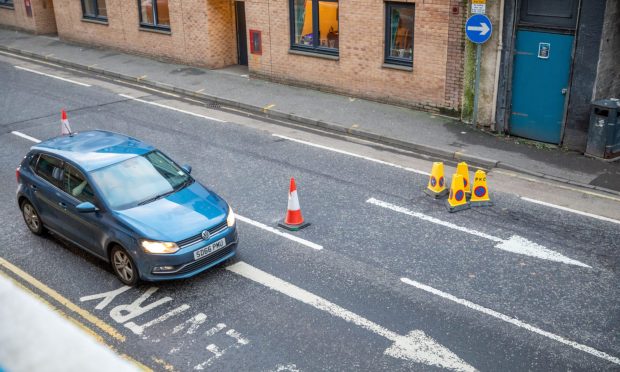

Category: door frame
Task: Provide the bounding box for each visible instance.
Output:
[495,0,582,144]
[235,1,248,66]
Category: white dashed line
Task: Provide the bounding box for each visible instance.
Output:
[521,197,620,225]
[119,94,226,123]
[273,134,430,176]
[11,131,41,143]
[400,277,620,366]
[15,65,91,87]
[236,215,322,250]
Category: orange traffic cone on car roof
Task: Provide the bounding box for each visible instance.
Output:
[470,170,493,207]
[424,162,449,199]
[61,109,72,136]
[445,174,470,213]
[278,177,310,231]
[456,162,471,195]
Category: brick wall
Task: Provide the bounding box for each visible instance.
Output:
[246,0,465,113]
[52,0,235,68]
[444,0,464,112]
[0,0,53,34]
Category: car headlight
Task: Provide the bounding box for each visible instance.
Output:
[226,205,236,227]
[140,240,180,254]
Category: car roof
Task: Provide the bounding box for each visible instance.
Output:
[32,130,155,172]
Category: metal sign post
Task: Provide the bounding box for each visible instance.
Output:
[465,14,492,127]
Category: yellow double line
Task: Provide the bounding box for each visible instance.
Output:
[0,257,152,371]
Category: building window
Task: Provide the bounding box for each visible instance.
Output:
[81,0,107,21]
[0,0,14,8]
[139,0,170,30]
[385,3,414,67]
[290,0,339,55]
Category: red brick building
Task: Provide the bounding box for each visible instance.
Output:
[1,0,466,114]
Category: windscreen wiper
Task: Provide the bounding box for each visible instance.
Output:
[137,189,175,206]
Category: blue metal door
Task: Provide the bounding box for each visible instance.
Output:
[510,30,573,144]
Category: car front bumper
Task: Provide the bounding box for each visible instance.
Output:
[138,225,238,281]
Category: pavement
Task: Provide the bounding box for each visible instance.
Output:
[0,27,619,194]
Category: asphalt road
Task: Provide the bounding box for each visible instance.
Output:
[1,54,619,372]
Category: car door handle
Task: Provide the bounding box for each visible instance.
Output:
[58,202,67,209]
[31,184,37,191]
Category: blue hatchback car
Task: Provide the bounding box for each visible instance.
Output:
[16,130,238,285]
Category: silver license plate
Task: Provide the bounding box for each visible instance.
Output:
[193,238,226,260]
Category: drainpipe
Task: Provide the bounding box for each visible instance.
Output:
[490,0,504,132]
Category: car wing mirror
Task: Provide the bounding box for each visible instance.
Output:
[182,164,192,174]
[76,201,98,213]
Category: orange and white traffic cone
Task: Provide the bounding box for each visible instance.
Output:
[61,109,72,136]
[278,177,310,231]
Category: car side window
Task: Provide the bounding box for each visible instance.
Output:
[35,154,64,186]
[63,164,96,204]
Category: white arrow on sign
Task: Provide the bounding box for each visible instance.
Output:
[367,198,590,268]
[227,262,475,372]
[467,22,490,36]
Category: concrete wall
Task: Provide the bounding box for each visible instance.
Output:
[462,0,502,128]
[0,0,56,34]
[594,0,620,100]
[245,0,466,114]
[52,0,235,68]
[563,0,606,150]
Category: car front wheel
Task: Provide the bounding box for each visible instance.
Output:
[110,245,139,286]
[21,200,44,235]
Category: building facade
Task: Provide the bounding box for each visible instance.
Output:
[1,0,617,151]
[0,0,467,114]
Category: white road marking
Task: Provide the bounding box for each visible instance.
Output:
[521,197,620,225]
[367,198,590,268]
[227,261,475,371]
[11,131,41,143]
[273,134,430,176]
[236,214,323,250]
[194,324,249,370]
[109,287,173,323]
[15,65,91,87]
[119,93,226,123]
[400,277,620,366]
[172,313,207,335]
[125,304,190,336]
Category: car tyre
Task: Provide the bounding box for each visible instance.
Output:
[21,200,44,236]
[110,245,139,286]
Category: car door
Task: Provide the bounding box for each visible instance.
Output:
[31,153,66,231]
[55,162,107,256]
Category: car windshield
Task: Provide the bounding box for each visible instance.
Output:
[90,150,192,210]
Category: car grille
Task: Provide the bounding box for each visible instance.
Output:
[175,245,235,275]
[177,221,228,249]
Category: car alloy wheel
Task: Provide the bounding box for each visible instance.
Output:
[111,246,139,286]
[22,201,43,235]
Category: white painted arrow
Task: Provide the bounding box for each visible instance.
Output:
[227,262,475,372]
[366,198,590,268]
[467,23,490,36]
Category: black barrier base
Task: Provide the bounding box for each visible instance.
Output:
[278,221,311,231]
[424,188,449,199]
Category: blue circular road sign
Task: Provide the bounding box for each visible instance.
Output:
[465,14,492,44]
